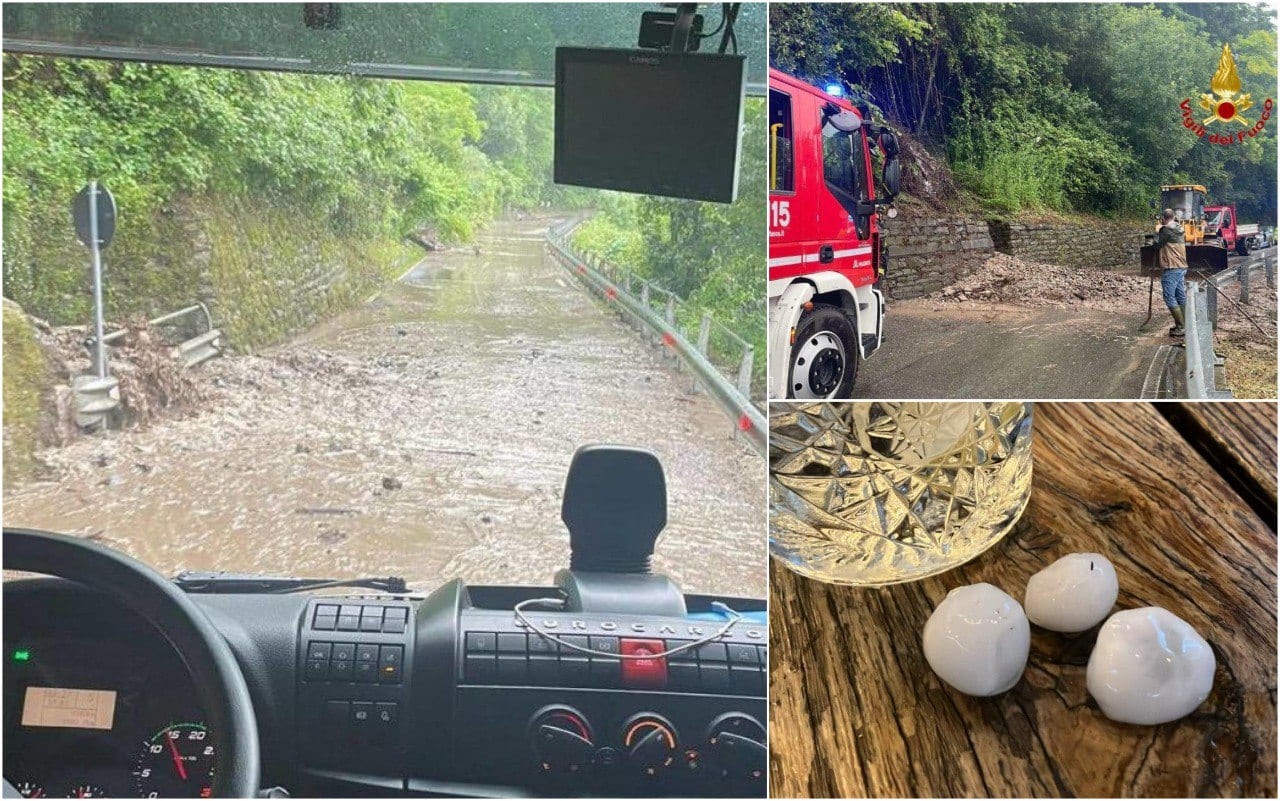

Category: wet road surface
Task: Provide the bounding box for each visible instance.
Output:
[852,301,1165,399]
[5,217,766,600]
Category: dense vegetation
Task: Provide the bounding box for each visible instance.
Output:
[771,3,1277,222]
[3,52,763,376]
[1,56,570,325]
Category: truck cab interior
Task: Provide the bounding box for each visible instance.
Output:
[1,3,766,797]
[4,447,766,798]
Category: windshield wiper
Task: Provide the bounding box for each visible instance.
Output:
[173,571,408,595]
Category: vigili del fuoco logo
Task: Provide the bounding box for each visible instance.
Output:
[1181,44,1272,145]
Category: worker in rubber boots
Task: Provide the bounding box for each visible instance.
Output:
[1155,208,1188,336]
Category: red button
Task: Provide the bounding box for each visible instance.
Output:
[620,638,667,689]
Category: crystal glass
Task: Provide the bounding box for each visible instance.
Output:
[769,402,1033,585]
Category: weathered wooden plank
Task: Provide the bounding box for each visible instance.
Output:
[1162,401,1277,521]
[769,402,1277,798]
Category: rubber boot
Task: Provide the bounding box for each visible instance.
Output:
[1168,305,1185,337]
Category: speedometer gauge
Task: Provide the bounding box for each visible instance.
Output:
[132,722,215,798]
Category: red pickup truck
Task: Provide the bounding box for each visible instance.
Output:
[1204,203,1259,256]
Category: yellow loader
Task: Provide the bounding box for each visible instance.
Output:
[1140,184,1230,273]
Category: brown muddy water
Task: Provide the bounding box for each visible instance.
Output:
[4,217,766,599]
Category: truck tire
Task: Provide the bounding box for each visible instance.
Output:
[1237,237,1251,256]
[787,304,859,399]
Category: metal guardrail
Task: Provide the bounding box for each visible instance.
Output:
[1183,282,1231,399]
[95,303,223,368]
[1206,249,1276,328]
[1187,249,1275,399]
[75,302,224,428]
[545,219,766,455]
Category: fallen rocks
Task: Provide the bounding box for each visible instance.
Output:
[928,253,1151,314]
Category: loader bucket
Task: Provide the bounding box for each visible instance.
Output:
[1140,244,1158,274]
[1140,243,1228,274]
[1187,244,1229,273]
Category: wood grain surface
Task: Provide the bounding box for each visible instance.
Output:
[1163,402,1278,516]
[769,402,1277,798]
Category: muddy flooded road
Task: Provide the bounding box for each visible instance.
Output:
[5,216,765,599]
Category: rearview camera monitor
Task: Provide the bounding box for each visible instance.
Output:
[554,47,746,204]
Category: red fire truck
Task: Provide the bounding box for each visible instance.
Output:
[767,68,901,399]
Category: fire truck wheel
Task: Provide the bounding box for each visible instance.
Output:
[788,304,859,399]
[1236,238,1250,256]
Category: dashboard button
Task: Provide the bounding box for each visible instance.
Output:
[360,607,385,632]
[667,661,700,691]
[464,654,497,683]
[557,634,589,655]
[588,636,620,656]
[620,638,667,689]
[305,658,329,681]
[379,645,403,683]
[589,657,621,687]
[729,663,764,694]
[528,633,556,655]
[375,702,398,726]
[351,701,373,727]
[331,659,354,680]
[340,604,363,617]
[356,644,379,662]
[331,643,356,662]
[386,606,409,621]
[354,660,378,683]
[308,642,332,661]
[337,614,361,631]
[528,655,558,685]
[497,654,527,683]
[382,617,407,634]
[316,603,340,618]
[558,656,589,685]
[666,639,697,663]
[498,633,527,653]
[700,662,730,692]
[727,644,759,665]
[379,645,403,666]
[696,643,728,663]
[313,614,337,631]
[465,632,497,652]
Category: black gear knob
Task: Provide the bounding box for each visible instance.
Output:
[561,445,666,574]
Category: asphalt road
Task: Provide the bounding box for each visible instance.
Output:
[5,216,766,599]
[850,301,1167,399]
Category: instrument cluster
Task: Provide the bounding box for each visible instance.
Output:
[3,633,213,798]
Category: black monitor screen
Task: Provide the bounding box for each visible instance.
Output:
[554,47,746,203]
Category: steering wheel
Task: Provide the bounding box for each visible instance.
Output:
[2,528,261,798]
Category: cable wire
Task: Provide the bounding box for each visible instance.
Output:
[513,596,749,659]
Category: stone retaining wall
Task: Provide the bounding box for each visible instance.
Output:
[991,218,1143,272]
[881,217,994,299]
[882,214,1145,300]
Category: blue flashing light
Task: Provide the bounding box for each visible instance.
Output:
[824,83,843,97]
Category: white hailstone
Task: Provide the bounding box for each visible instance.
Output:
[922,582,1030,696]
[1087,607,1216,725]
[1024,553,1119,633]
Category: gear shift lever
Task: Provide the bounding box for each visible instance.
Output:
[555,445,686,616]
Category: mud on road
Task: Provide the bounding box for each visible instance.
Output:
[5,217,766,600]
